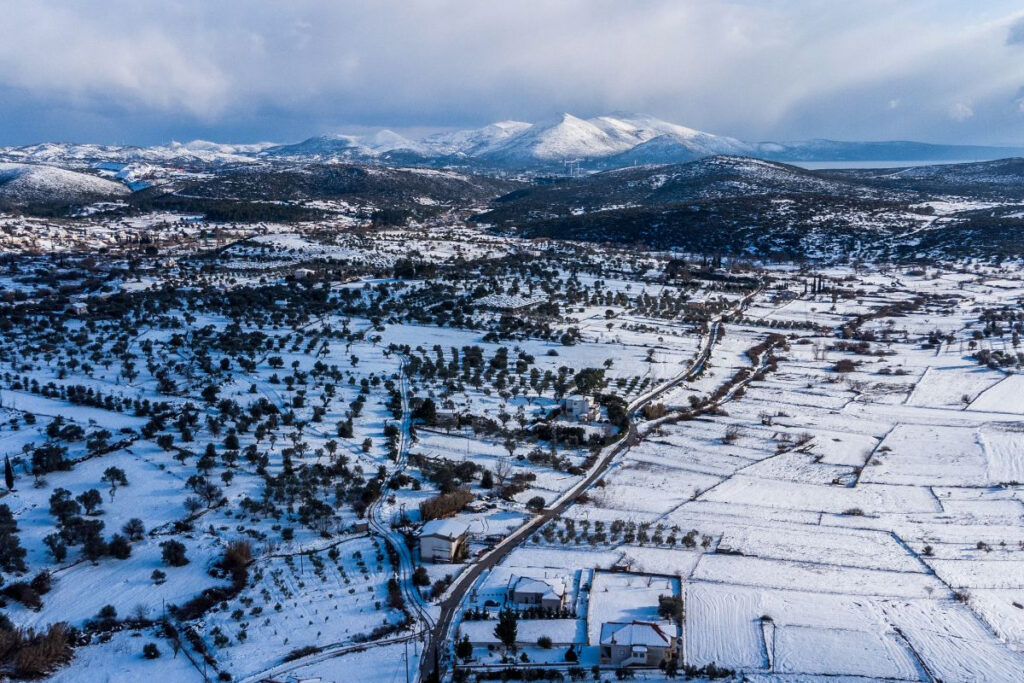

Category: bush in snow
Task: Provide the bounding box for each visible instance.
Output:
[160,540,188,566]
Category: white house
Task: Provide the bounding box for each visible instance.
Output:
[293,267,315,279]
[599,621,677,667]
[419,519,469,563]
[560,394,599,421]
[508,575,566,611]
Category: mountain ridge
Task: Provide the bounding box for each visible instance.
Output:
[3,113,1022,171]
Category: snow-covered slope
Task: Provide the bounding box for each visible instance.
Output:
[264,113,750,166]
[480,113,638,162]
[264,130,428,160]
[469,113,754,165]
[422,121,532,156]
[0,163,130,204]
[479,155,869,223]
[0,141,272,168]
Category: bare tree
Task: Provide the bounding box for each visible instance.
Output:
[493,458,513,489]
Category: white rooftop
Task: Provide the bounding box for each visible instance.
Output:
[510,575,565,599]
[420,518,469,539]
[599,621,671,647]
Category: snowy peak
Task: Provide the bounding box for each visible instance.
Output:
[483,113,637,162]
[455,112,756,166]
[588,113,689,144]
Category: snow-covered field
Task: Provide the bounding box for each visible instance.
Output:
[454,262,1024,681]
[2,223,1024,682]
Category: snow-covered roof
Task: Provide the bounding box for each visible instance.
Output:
[420,518,469,540]
[599,621,671,647]
[510,575,565,599]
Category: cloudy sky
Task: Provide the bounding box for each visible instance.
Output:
[2,0,1024,146]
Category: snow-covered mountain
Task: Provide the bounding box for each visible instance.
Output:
[257,113,756,167]
[2,113,1022,172]
[0,140,273,169]
[264,113,1024,168]
[422,121,533,157]
[475,113,640,163]
[264,130,429,160]
[0,163,130,204]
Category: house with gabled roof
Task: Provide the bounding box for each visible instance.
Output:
[507,575,566,611]
[599,620,677,666]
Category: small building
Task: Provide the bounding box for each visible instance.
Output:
[68,302,89,315]
[599,621,677,667]
[419,519,469,563]
[434,409,459,429]
[293,267,315,279]
[508,576,566,611]
[560,394,599,421]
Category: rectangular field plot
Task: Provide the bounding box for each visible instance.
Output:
[882,599,1024,682]
[860,423,988,487]
[700,474,941,515]
[685,582,920,679]
[979,426,1024,485]
[969,375,1024,414]
[774,624,920,679]
[691,554,944,598]
[906,364,1001,409]
[969,589,1024,651]
[716,522,921,572]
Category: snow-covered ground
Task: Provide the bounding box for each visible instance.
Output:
[2,224,1024,682]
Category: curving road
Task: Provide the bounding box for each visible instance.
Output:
[419,293,762,681]
[245,359,434,683]
[368,360,437,631]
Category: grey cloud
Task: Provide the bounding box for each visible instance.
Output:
[1007,16,1024,44]
[1,1,1024,146]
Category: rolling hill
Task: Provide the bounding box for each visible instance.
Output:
[0,163,130,206]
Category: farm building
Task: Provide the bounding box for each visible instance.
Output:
[419,519,470,563]
[561,394,599,421]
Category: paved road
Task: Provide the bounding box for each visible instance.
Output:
[420,312,739,681]
[248,360,434,683]
[368,361,436,630]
